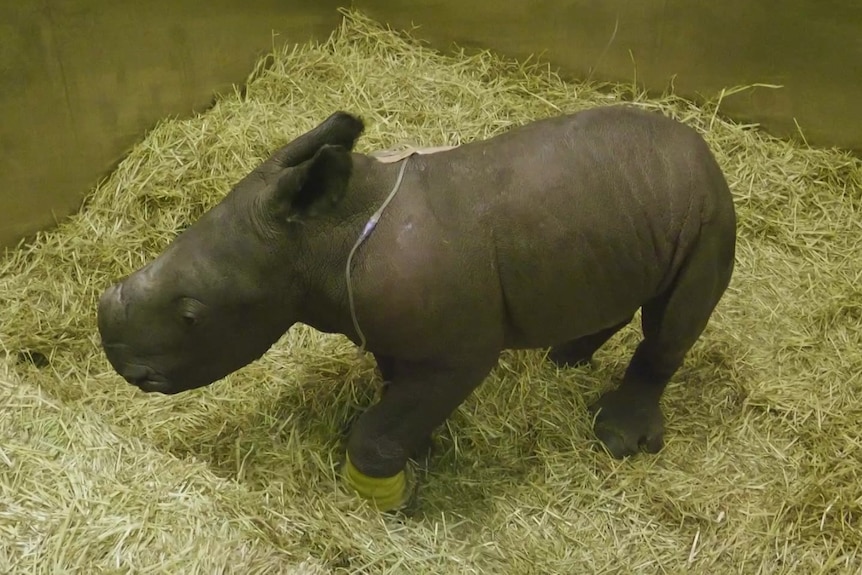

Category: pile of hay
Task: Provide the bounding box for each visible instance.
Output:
[2,9,860,574]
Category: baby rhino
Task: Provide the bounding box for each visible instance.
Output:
[98,105,736,511]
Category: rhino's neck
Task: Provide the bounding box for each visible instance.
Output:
[295,154,407,341]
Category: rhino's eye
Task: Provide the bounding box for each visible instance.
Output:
[177,297,204,328]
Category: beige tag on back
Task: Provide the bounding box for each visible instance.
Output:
[370,144,459,163]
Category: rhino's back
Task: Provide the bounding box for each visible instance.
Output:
[419,106,732,348]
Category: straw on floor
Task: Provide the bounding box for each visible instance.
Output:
[1,8,860,574]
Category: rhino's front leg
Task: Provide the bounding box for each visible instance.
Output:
[373,353,395,383]
[343,353,498,511]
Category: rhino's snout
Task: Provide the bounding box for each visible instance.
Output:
[98,281,173,394]
[106,359,171,394]
[116,362,150,384]
[100,337,177,395]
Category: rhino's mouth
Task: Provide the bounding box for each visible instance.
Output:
[121,366,190,395]
[118,363,175,394]
[135,378,175,394]
[100,339,221,395]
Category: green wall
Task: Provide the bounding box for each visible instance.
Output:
[0,1,342,250]
[2,1,860,249]
[356,0,861,152]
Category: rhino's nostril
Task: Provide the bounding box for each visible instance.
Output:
[121,364,154,385]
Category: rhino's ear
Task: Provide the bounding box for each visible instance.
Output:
[271,112,364,168]
[273,144,352,221]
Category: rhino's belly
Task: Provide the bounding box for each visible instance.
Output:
[495,234,670,350]
[499,285,650,351]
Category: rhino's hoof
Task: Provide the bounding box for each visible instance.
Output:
[589,388,664,459]
[341,455,416,512]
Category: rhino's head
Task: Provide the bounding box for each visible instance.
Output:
[97,112,365,394]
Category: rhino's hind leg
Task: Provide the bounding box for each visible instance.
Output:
[343,353,498,511]
[548,317,633,368]
[591,222,735,459]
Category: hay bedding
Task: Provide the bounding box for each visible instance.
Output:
[1,8,861,574]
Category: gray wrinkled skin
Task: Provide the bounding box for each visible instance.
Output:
[98,106,736,480]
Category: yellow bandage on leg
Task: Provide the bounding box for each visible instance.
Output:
[342,454,411,512]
